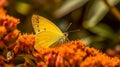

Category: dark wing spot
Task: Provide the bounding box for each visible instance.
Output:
[38,30,40,32]
[35,16,39,23]
[44,28,46,31]
[37,25,39,27]
[36,19,39,23]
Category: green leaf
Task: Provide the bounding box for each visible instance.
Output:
[53,0,88,18]
[18,54,37,67]
[83,0,120,28]
[24,54,37,67]
[15,2,32,15]
[89,23,115,39]
[15,64,24,67]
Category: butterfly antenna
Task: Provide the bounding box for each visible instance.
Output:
[68,29,80,33]
[64,22,80,33]
[65,23,72,32]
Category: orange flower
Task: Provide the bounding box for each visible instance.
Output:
[55,54,64,67]
[37,62,46,67]
[17,34,35,47]
[0,26,6,38]
[0,0,6,7]
[85,47,101,56]
[13,44,19,54]
[0,15,19,31]
[16,34,35,53]
[0,8,6,15]
[80,54,120,67]
[0,40,5,49]
[4,29,20,42]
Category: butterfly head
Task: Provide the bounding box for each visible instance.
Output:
[58,32,68,44]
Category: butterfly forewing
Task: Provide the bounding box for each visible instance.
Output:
[32,15,63,35]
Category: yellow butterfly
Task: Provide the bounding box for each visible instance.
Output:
[32,15,68,51]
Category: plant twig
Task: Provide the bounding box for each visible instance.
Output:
[103,0,120,21]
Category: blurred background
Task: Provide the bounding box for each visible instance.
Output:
[3,0,120,57]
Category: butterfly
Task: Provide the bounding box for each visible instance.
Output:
[32,15,68,51]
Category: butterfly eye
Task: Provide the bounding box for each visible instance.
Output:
[64,33,68,37]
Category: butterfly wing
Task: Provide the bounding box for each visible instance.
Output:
[32,15,63,35]
[32,15,66,50]
[34,31,64,51]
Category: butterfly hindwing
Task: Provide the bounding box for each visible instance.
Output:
[35,31,64,51]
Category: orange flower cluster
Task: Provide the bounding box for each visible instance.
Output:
[0,15,19,31]
[0,9,20,48]
[0,7,20,66]
[33,40,120,67]
[13,34,35,54]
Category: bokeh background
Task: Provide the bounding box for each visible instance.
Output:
[4,0,120,57]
